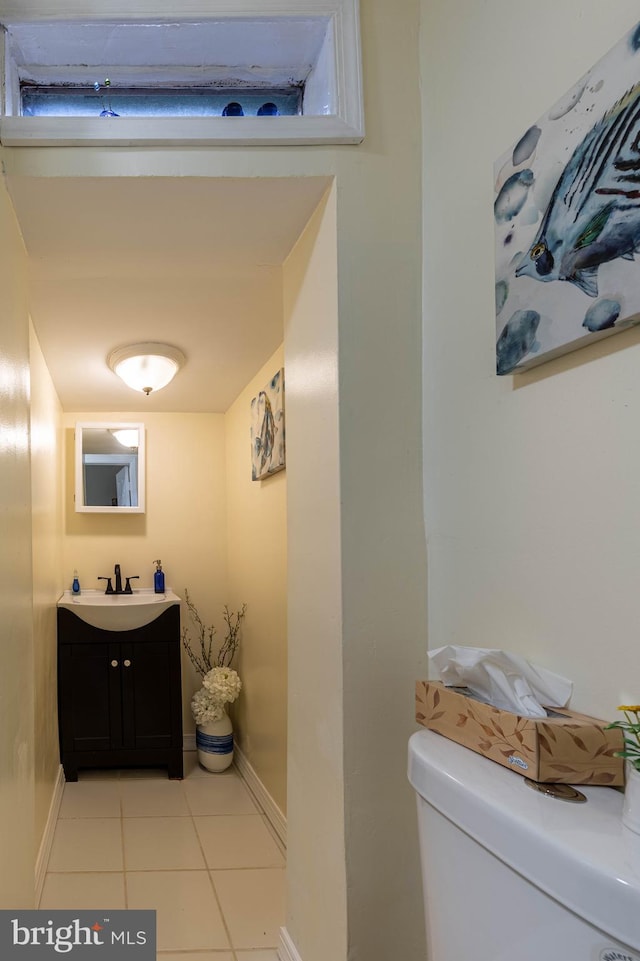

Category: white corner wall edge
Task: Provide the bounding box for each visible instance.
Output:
[279,927,304,961]
[34,764,65,905]
[233,743,287,848]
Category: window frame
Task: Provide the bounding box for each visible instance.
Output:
[0,0,364,147]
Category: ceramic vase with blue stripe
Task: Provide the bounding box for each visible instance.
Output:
[196,712,234,772]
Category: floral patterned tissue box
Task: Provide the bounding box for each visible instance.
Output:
[416,681,624,785]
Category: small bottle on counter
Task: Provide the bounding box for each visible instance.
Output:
[72,570,81,595]
[153,560,165,594]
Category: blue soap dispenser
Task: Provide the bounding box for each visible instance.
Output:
[72,569,81,595]
[153,560,165,594]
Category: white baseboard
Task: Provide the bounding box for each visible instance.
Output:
[233,744,287,848]
[279,927,303,961]
[35,764,65,905]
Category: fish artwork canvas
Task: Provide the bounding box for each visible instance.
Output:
[250,368,285,480]
[494,21,640,374]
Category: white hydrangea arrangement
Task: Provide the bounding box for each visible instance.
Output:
[191,667,244,724]
[191,685,227,724]
[203,665,243,702]
[181,590,247,726]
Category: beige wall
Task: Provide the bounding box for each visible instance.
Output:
[284,186,347,960]
[29,323,64,849]
[0,173,36,906]
[420,1,640,720]
[61,411,228,734]
[225,344,287,815]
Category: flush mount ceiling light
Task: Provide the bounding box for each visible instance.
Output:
[108,342,185,395]
[110,428,139,449]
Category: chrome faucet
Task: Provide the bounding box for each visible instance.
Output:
[98,564,139,594]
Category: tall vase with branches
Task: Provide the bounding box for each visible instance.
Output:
[181,590,247,771]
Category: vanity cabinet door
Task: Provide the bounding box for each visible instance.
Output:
[58,641,123,754]
[120,638,182,751]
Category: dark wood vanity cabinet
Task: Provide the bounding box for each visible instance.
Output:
[57,606,183,780]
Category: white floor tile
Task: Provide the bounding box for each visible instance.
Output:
[182,752,214,779]
[123,817,205,871]
[184,773,259,816]
[211,868,285,950]
[46,754,286,955]
[39,872,126,909]
[77,768,121,781]
[120,779,190,817]
[195,815,285,870]
[126,870,231,952]
[48,818,123,872]
[59,781,122,819]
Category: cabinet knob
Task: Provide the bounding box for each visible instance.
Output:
[111,659,118,667]
[123,659,132,667]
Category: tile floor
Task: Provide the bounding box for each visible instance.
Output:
[40,753,285,960]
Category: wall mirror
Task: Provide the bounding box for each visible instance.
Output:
[75,422,145,513]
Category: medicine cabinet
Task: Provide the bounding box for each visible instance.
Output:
[75,422,145,513]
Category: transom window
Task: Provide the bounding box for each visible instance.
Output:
[0,5,364,146]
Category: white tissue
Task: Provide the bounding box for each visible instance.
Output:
[427,646,573,718]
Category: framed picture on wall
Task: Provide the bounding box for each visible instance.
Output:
[494,20,640,374]
[250,368,285,480]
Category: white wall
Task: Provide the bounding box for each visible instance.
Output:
[284,185,347,961]
[335,3,427,957]
[420,1,640,718]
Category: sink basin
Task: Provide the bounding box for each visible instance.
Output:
[58,588,181,631]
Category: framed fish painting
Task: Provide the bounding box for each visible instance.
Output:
[494,20,640,374]
[250,368,285,480]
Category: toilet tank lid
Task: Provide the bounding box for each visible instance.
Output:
[408,729,640,952]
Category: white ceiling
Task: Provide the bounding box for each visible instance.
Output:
[6,174,331,412]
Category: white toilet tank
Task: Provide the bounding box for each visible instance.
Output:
[408,729,640,961]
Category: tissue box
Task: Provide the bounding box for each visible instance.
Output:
[415,681,624,785]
